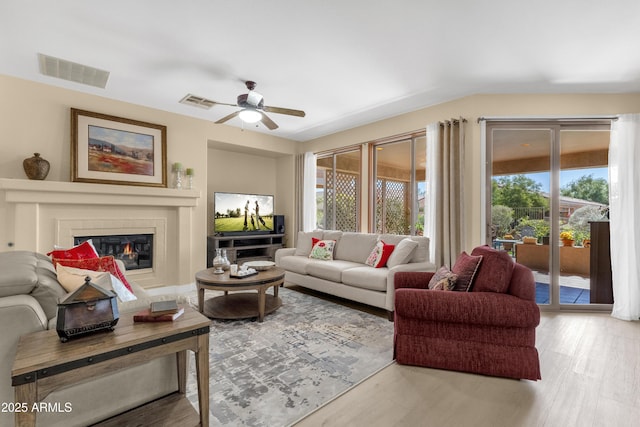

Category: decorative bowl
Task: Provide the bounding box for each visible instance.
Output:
[243,260,275,271]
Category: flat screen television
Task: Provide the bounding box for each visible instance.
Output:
[213,192,275,235]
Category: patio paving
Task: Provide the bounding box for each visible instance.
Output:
[532,271,591,304]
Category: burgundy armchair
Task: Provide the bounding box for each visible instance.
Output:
[393,245,541,380]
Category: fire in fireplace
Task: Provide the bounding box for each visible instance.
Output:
[74,234,153,271]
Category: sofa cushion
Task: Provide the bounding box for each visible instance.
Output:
[294,231,324,256]
[342,266,388,292]
[365,240,395,268]
[409,236,430,263]
[278,255,313,275]
[0,251,67,320]
[309,238,337,260]
[470,245,515,293]
[334,232,378,263]
[387,238,419,268]
[380,234,429,263]
[428,266,458,291]
[305,259,364,283]
[322,230,343,244]
[452,252,483,292]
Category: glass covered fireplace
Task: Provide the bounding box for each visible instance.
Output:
[74,234,153,271]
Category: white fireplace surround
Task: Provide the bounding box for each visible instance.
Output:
[0,178,200,288]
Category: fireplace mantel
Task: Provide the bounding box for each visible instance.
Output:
[0,178,199,207]
[0,178,201,287]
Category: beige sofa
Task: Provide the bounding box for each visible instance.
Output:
[0,251,186,427]
[275,231,435,316]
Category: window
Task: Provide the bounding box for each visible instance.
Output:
[313,130,426,235]
[316,148,361,231]
[370,132,426,235]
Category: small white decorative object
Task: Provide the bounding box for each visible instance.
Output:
[173,162,183,189]
[233,268,257,277]
[185,168,194,190]
[243,260,275,271]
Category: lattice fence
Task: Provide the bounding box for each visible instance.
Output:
[375,179,409,234]
[324,171,358,232]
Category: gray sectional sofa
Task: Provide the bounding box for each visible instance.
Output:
[275,231,435,316]
[0,251,186,427]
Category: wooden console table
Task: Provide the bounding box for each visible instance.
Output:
[11,306,211,427]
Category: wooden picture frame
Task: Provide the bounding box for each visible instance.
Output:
[71,108,167,187]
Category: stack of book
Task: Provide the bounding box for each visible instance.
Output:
[133,300,184,322]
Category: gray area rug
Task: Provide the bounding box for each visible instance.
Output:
[184,286,394,426]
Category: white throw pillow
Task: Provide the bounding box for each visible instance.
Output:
[56,264,137,302]
[386,238,419,268]
[309,239,336,261]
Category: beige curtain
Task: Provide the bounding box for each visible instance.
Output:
[294,153,305,232]
[432,118,466,267]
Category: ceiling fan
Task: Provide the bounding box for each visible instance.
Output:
[212,81,305,130]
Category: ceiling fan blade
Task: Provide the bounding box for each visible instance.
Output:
[260,113,279,130]
[213,101,238,107]
[215,110,240,124]
[263,106,306,117]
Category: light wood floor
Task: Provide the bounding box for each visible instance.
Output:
[294,311,640,427]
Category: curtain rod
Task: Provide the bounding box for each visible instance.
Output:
[440,117,467,125]
[477,115,618,123]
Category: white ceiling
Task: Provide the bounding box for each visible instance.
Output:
[2,0,639,142]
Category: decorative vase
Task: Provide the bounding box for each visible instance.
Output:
[23,153,50,180]
[562,239,574,247]
[221,249,231,271]
[174,169,183,189]
[212,249,225,274]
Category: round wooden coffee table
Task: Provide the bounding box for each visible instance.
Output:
[195,267,285,322]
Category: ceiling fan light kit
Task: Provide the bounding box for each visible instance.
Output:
[239,109,262,124]
[189,80,305,131]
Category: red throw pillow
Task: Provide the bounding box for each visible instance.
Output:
[53,256,133,293]
[365,240,395,268]
[470,245,515,293]
[47,240,99,260]
[451,252,483,291]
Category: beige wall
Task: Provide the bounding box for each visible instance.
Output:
[4,72,639,262]
[206,147,277,233]
[303,93,640,250]
[0,74,298,282]
[206,146,296,247]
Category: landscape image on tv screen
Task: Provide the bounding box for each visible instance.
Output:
[214,192,274,234]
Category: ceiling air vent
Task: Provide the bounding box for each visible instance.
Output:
[38,53,110,89]
[179,94,217,109]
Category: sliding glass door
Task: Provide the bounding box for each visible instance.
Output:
[486,121,611,309]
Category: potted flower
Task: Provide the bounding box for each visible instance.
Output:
[560,230,574,247]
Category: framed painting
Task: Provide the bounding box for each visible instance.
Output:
[71,108,167,187]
